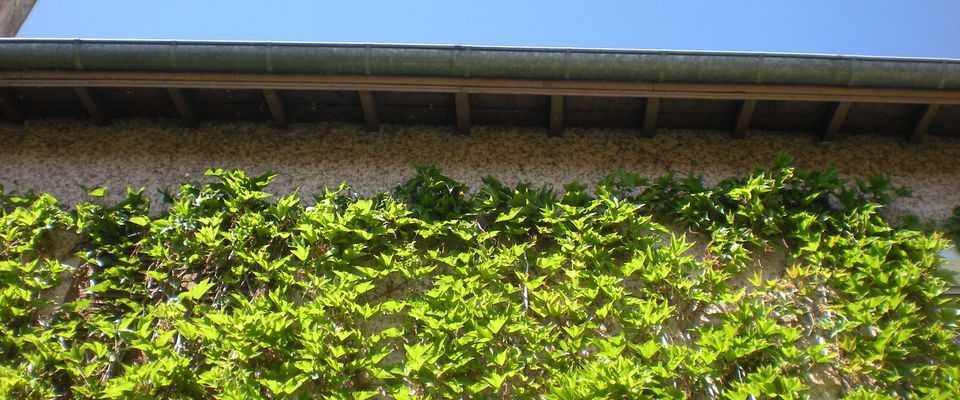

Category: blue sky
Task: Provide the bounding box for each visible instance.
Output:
[17,0,960,58]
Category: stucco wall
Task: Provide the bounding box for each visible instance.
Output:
[1,119,958,223]
[0,0,37,37]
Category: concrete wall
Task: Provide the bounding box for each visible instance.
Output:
[0,0,37,37]
[1,119,958,223]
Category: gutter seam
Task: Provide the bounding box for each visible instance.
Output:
[266,43,273,73]
[755,54,765,85]
[939,61,948,90]
[72,39,82,70]
[364,44,371,75]
[657,51,666,82]
[170,41,176,71]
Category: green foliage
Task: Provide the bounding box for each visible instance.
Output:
[0,159,958,399]
[393,164,471,222]
[944,205,960,240]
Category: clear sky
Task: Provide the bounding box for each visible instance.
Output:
[16,0,960,59]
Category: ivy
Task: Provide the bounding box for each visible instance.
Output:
[0,158,958,399]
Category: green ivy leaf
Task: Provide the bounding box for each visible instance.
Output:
[180,279,214,302]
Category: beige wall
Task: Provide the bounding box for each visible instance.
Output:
[0,0,37,37]
[3,118,960,286]
[1,119,959,223]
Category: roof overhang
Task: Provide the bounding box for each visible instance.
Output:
[1,39,958,139]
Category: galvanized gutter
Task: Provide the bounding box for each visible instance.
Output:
[0,39,959,90]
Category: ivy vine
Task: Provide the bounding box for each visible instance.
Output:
[0,154,958,399]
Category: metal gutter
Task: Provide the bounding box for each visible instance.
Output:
[0,39,959,90]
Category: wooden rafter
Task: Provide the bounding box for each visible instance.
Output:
[732,100,757,139]
[454,93,471,135]
[358,91,380,132]
[908,104,940,143]
[4,71,959,105]
[73,87,109,126]
[166,88,199,127]
[641,98,660,138]
[822,102,852,141]
[262,89,289,128]
[0,88,25,124]
[549,95,564,137]
[1,70,956,137]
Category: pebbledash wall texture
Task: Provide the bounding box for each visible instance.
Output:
[1,118,959,223]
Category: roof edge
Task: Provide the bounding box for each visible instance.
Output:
[1,39,959,89]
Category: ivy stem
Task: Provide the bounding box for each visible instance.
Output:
[522,253,530,313]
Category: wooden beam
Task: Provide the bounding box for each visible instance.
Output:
[908,104,940,143]
[549,95,564,136]
[358,91,380,132]
[0,88,25,124]
[822,102,851,141]
[454,93,471,135]
[166,88,199,127]
[73,87,108,126]
[641,98,660,138]
[262,89,289,128]
[5,71,960,105]
[731,100,757,139]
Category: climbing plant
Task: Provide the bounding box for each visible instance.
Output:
[0,155,958,399]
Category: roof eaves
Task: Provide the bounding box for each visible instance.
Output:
[0,39,958,90]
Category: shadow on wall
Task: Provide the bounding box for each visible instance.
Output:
[1,118,959,221]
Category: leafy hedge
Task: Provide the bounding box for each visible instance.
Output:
[1,156,958,399]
